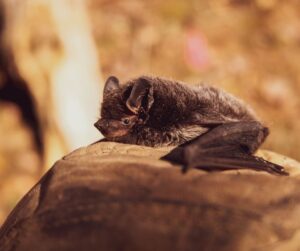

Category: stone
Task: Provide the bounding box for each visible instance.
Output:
[0,142,300,251]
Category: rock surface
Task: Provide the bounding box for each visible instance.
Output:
[0,142,300,251]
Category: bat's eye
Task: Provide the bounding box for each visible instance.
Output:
[122,118,130,125]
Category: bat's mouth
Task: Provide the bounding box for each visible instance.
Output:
[102,130,129,138]
[94,124,129,138]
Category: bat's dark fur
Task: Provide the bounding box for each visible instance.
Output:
[95,76,288,175]
[96,76,257,146]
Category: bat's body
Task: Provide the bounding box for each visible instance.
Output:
[95,76,287,175]
[96,76,257,146]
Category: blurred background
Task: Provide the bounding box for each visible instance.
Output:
[0,0,299,225]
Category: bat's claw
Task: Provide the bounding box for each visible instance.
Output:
[253,156,289,176]
[270,166,289,176]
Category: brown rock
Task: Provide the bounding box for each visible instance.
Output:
[0,142,300,251]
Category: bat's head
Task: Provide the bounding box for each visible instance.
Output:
[94,76,154,139]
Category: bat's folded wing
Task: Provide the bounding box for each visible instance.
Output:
[162,122,288,176]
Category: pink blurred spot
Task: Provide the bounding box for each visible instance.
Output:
[183,29,211,71]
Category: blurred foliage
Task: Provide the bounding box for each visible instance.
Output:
[0,0,300,224]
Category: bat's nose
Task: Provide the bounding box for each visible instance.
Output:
[94,119,110,132]
[94,122,99,129]
[94,120,105,131]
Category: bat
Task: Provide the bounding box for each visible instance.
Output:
[94,75,288,175]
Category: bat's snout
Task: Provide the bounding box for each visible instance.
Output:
[94,119,130,138]
[94,119,108,132]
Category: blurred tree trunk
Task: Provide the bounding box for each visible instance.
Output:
[1,0,103,170]
[0,0,43,162]
[49,0,103,149]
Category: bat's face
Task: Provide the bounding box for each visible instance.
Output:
[94,100,138,138]
[94,117,137,138]
[94,77,137,138]
[94,76,153,139]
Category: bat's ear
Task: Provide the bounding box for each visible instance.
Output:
[104,76,120,96]
[125,78,154,114]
